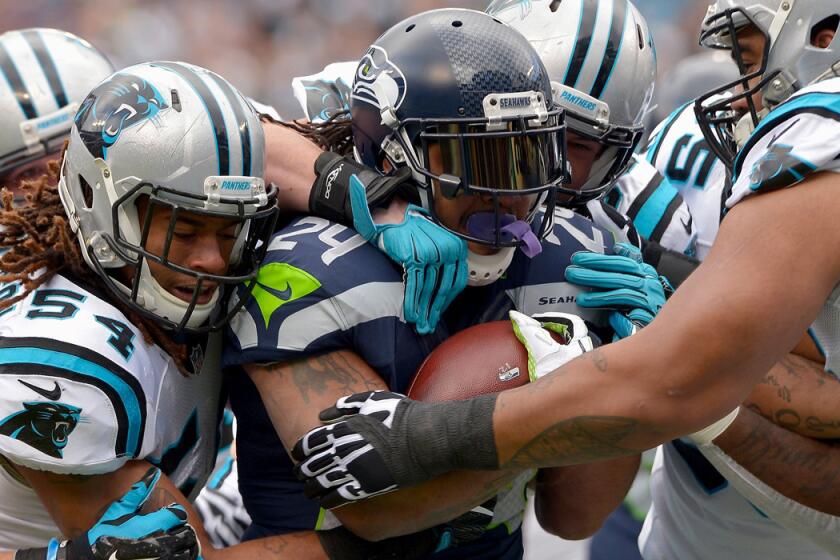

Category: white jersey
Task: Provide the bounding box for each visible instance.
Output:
[0,274,223,549]
[641,79,840,560]
[639,444,830,560]
[642,98,730,261]
[606,154,697,255]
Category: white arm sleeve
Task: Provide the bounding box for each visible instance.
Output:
[699,442,840,556]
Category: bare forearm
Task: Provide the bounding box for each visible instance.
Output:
[713,406,840,515]
[340,469,518,541]
[534,456,640,540]
[491,182,840,470]
[249,354,516,540]
[262,121,321,213]
[744,354,840,439]
[215,532,327,560]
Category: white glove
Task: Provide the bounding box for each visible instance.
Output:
[687,407,740,445]
[510,310,594,381]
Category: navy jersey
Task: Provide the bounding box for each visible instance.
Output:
[224,211,618,558]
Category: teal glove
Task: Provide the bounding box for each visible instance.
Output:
[350,174,468,334]
[565,243,672,340]
[16,467,200,560]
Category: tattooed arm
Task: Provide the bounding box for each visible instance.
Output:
[710,407,840,514]
[247,350,520,542]
[16,460,325,559]
[488,174,840,470]
[743,353,840,439]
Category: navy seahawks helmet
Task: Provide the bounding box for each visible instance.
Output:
[351,8,567,254]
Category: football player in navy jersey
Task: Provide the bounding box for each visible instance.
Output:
[223,9,657,559]
[294,1,840,557]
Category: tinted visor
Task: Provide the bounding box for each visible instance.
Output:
[413,110,568,198]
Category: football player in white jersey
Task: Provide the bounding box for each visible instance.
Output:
[0,61,289,559]
[0,29,113,204]
[291,1,840,558]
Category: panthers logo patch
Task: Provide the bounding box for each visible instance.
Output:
[0,401,82,459]
[352,45,407,111]
[749,144,817,193]
[75,73,168,159]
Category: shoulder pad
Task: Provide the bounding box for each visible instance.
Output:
[0,275,172,474]
[225,216,404,366]
[611,157,695,253]
[292,61,357,123]
[729,85,840,209]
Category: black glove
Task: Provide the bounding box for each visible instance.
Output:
[292,391,499,509]
[309,152,415,226]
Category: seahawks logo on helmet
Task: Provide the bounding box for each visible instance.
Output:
[748,144,817,193]
[75,73,169,159]
[0,401,82,459]
[352,46,407,111]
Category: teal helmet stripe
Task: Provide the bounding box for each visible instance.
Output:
[0,39,37,120]
[563,0,600,88]
[22,29,69,110]
[154,61,231,177]
[207,71,252,177]
[590,0,628,99]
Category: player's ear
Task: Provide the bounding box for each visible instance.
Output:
[811,16,838,49]
[813,28,835,49]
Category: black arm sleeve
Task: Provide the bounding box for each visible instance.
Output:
[642,240,701,289]
[316,526,440,560]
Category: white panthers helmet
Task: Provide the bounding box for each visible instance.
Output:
[696,0,840,167]
[59,61,278,332]
[0,28,113,179]
[487,0,657,205]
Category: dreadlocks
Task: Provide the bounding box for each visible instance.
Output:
[263,110,354,155]
[0,160,191,374]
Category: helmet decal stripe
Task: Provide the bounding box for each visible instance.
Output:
[589,0,628,99]
[207,72,251,177]
[22,29,69,109]
[563,0,599,88]
[0,40,37,120]
[154,62,230,176]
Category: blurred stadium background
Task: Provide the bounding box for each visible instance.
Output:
[0,0,712,121]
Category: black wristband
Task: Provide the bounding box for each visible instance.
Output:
[317,526,439,560]
[14,540,74,560]
[309,152,413,227]
[642,240,700,289]
[309,151,353,225]
[14,548,48,560]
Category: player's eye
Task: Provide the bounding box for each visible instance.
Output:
[173,230,196,240]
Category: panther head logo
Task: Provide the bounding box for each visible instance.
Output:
[748,143,816,193]
[75,73,168,159]
[0,402,82,459]
[352,45,407,111]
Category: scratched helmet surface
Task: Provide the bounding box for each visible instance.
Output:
[59,61,278,332]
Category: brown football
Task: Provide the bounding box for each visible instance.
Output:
[407,320,533,402]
